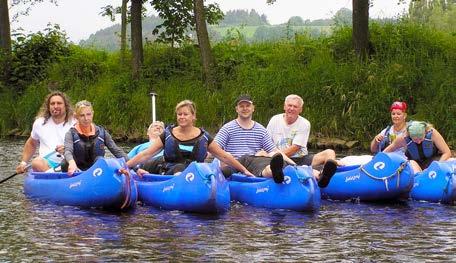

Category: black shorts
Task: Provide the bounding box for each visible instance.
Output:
[291,154,314,166]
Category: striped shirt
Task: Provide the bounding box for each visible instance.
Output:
[215,120,276,158]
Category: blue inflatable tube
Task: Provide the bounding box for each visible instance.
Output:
[134,161,230,214]
[229,165,320,211]
[321,152,414,201]
[24,158,137,210]
[411,160,456,204]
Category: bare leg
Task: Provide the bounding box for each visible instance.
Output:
[31,157,51,172]
[410,160,422,174]
[311,149,336,167]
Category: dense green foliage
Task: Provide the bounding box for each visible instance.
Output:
[0,20,455,150]
[79,9,335,51]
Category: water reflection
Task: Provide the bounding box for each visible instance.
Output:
[2,139,456,261]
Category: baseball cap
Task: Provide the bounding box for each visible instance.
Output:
[390,101,407,112]
[235,95,253,105]
[407,121,426,139]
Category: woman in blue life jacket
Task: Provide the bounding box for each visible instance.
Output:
[62,100,128,176]
[384,121,454,173]
[370,101,408,154]
[128,120,165,159]
[126,100,254,177]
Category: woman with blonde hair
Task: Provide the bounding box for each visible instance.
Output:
[63,100,128,175]
[127,100,254,176]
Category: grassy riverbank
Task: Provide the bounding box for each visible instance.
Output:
[1,21,455,149]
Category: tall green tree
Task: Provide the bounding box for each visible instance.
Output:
[0,0,11,56]
[352,0,370,59]
[194,0,216,88]
[1,0,57,84]
[0,0,11,83]
[151,0,222,87]
[131,0,143,79]
[100,0,130,64]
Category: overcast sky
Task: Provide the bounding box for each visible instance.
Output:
[10,0,410,43]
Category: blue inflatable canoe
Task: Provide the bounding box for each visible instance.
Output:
[229,165,320,211]
[321,152,414,201]
[24,158,137,210]
[410,160,456,204]
[134,161,230,214]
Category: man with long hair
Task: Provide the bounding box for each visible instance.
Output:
[16,91,75,173]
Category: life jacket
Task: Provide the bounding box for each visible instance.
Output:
[378,125,392,151]
[71,125,106,170]
[163,126,209,164]
[405,129,437,162]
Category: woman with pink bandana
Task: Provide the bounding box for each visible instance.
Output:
[370,101,409,154]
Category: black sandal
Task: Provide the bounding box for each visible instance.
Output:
[318,159,337,188]
[270,153,285,184]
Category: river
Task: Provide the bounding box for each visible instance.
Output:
[1,139,455,262]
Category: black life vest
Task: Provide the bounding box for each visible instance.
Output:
[163,126,210,164]
[71,125,106,170]
[405,129,437,162]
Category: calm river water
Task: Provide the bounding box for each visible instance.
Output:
[1,139,456,262]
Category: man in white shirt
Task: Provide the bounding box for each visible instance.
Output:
[16,91,75,173]
[267,94,338,187]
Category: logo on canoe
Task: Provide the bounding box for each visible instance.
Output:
[69,181,81,189]
[345,174,360,182]
[163,183,175,192]
[185,172,195,182]
[93,168,103,177]
[373,162,385,170]
[256,187,269,193]
[428,171,437,179]
[284,176,291,184]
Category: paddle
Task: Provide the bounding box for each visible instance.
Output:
[0,164,32,184]
[0,150,59,185]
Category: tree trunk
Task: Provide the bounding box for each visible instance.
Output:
[193,0,217,89]
[130,0,143,79]
[120,0,128,64]
[352,0,369,59]
[0,0,11,82]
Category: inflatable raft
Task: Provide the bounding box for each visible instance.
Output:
[321,152,414,201]
[24,158,137,210]
[410,160,456,204]
[134,161,230,214]
[229,165,320,211]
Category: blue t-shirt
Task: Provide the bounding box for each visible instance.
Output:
[128,140,163,160]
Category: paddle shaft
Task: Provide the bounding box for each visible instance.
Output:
[0,164,31,184]
[0,150,58,185]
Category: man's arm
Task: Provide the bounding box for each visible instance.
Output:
[16,137,38,173]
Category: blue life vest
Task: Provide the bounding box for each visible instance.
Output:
[71,125,106,170]
[378,125,392,151]
[163,127,210,164]
[405,129,437,162]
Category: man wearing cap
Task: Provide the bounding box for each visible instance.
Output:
[384,120,453,173]
[266,94,338,184]
[215,94,336,187]
[370,101,408,153]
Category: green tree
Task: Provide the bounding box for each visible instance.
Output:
[288,16,305,26]
[150,0,223,47]
[100,0,130,63]
[352,0,370,59]
[333,7,353,26]
[1,0,58,85]
[131,0,144,79]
